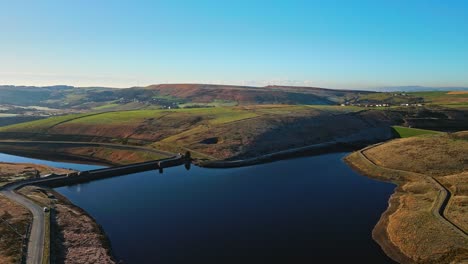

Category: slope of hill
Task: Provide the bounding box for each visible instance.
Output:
[0,105,393,160]
[410,91,468,108]
[1,105,466,163]
[376,86,468,92]
[144,84,373,105]
[0,84,376,111]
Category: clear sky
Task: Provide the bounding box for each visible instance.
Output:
[1,0,467,89]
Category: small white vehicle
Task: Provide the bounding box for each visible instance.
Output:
[43,207,49,212]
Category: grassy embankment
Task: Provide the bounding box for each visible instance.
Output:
[345,132,468,263]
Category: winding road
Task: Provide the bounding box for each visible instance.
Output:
[0,181,44,264]
[358,145,467,239]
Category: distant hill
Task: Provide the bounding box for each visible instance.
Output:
[0,84,376,109]
[144,84,374,105]
[375,86,468,92]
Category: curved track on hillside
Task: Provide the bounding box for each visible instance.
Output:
[359,145,467,239]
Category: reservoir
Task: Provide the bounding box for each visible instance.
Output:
[1,152,395,263]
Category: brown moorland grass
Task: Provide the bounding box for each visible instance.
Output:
[0,194,31,264]
[0,163,72,186]
[364,134,467,176]
[1,106,467,161]
[0,105,396,160]
[0,104,465,168]
[19,186,115,264]
[438,172,468,233]
[64,147,167,165]
[345,132,468,263]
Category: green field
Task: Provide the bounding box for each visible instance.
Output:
[92,103,120,110]
[0,113,91,132]
[392,126,442,138]
[0,105,360,132]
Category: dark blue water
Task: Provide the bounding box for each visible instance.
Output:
[1,152,396,263]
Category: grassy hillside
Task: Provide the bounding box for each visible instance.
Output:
[2,85,467,113]
[0,105,397,160]
[145,84,375,105]
[0,84,377,111]
[410,91,468,108]
[351,92,423,105]
[1,102,467,161]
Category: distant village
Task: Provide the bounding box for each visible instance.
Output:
[340,92,425,108]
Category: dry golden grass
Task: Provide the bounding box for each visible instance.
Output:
[0,195,31,264]
[345,132,468,263]
[19,186,115,264]
[364,133,467,176]
[65,147,166,165]
[439,172,468,233]
[0,105,401,160]
[0,163,72,186]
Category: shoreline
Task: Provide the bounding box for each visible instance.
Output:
[17,185,117,263]
[48,188,117,263]
[1,140,405,263]
[199,141,354,168]
[0,140,359,169]
[344,154,413,263]
[344,141,468,263]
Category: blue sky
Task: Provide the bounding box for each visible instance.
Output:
[1,0,467,88]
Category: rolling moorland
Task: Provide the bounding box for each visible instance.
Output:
[345,131,468,263]
[1,84,467,123]
[0,85,467,164]
[0,84,467,263]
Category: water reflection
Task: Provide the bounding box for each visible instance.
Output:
[54,153,396,264]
